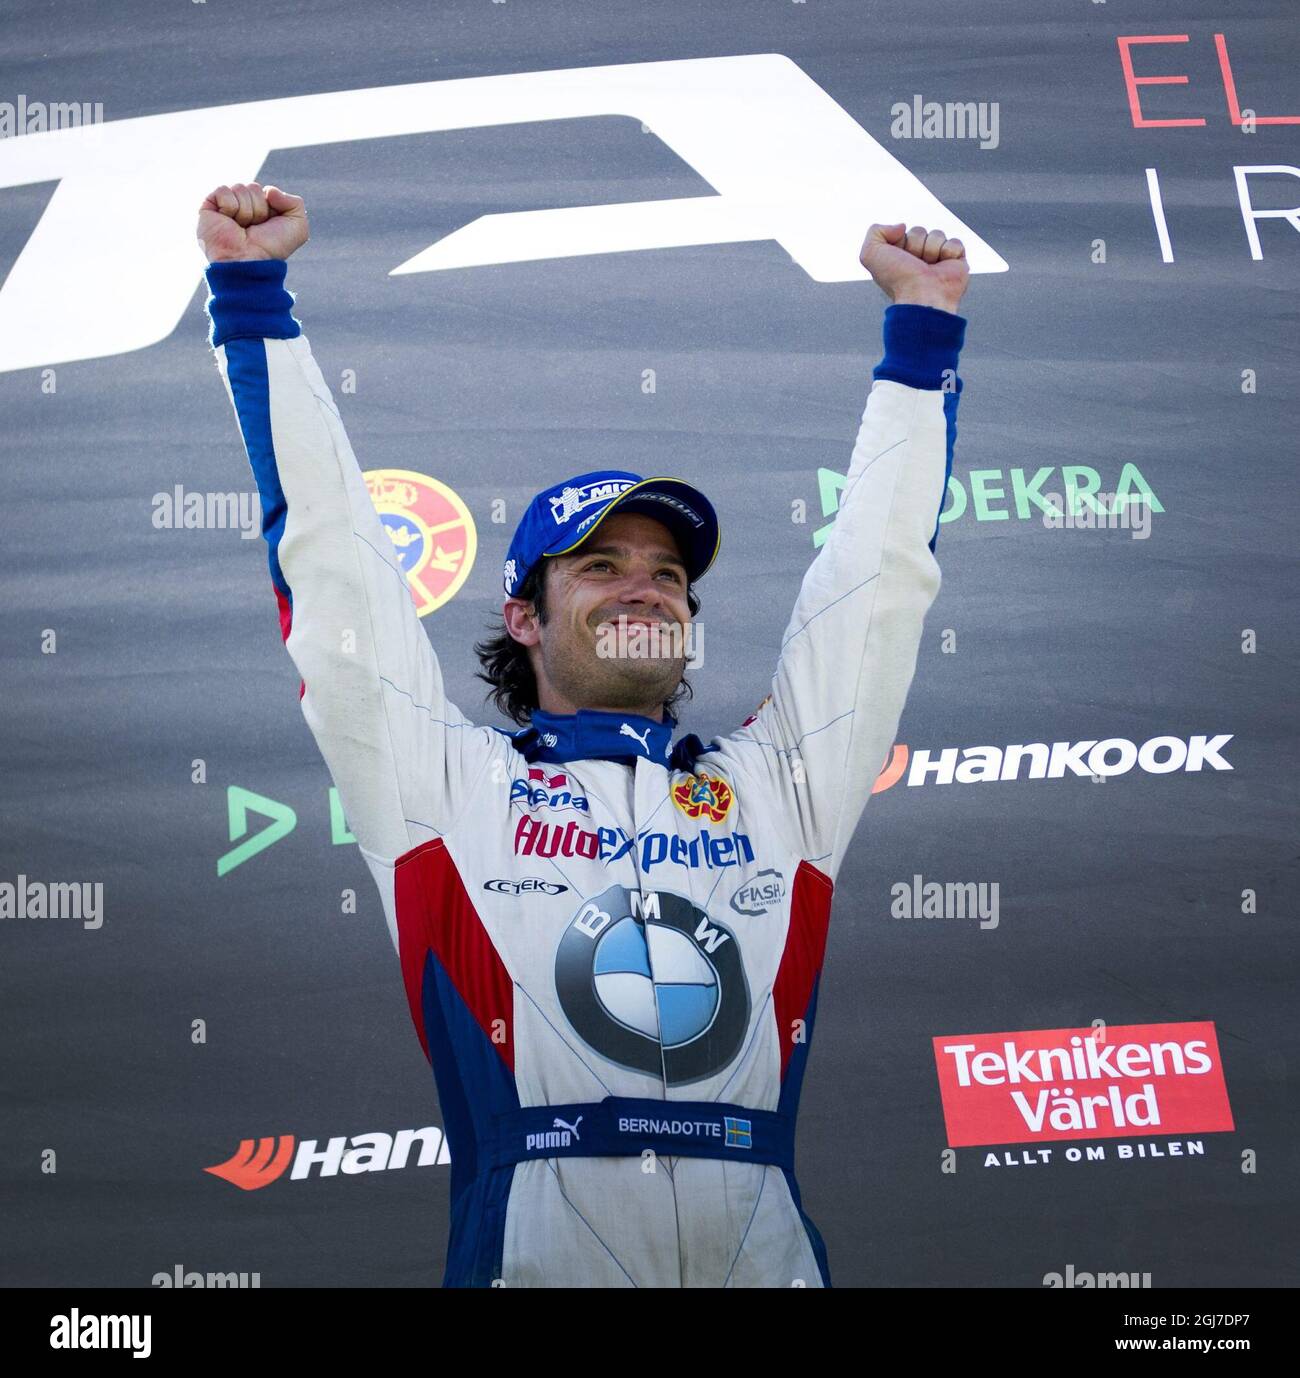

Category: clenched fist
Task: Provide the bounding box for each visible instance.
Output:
[198,181,308,263]
[859,223,969,314]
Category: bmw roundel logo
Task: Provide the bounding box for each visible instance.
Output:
[554,884,750,1085]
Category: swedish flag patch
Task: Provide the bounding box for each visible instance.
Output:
[724,1116,752,1149]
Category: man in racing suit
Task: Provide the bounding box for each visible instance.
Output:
[197,181,970,1287]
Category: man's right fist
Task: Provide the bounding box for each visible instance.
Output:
[198,182,308,263]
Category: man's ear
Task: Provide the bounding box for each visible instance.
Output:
[502,597,542,646]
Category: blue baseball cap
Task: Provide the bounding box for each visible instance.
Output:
[502,470,720,597]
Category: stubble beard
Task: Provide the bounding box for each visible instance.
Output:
[546,616,686,713]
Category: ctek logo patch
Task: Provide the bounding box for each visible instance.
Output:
[204,1126,450,1190]
[484,876,568,896]
[871,733,1232,792]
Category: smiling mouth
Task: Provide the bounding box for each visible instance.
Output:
[598,615,670,629]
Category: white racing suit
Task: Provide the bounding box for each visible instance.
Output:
[204,259,966,1287]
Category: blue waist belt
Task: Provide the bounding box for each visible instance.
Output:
[480,1096,796,1172]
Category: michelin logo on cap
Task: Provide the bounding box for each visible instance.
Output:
[638,493,706,527]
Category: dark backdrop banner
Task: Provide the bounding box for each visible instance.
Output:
[1,0,1296,1290]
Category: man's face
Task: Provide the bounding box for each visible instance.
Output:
[504,511,694,718]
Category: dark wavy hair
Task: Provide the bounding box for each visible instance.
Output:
[474,560,702,727]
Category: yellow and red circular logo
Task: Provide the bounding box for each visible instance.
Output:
[671,770,734,823]
[364,469,476,617]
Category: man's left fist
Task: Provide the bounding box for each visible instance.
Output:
[859,222,970,314]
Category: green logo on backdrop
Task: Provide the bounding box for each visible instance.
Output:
[813,463,1164,547]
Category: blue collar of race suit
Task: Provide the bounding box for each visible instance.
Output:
[499,707,716,773]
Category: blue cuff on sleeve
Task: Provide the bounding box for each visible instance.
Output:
[205,259,302,349]
[872,303,966,390]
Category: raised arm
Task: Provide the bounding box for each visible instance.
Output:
[710,223,970,881]
[198,183,501,934]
